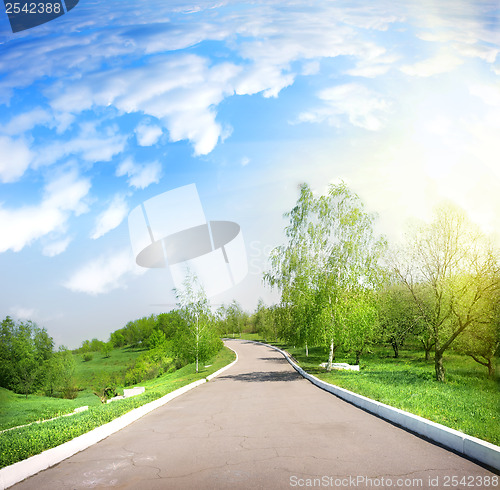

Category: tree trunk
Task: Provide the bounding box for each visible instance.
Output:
[434,351,445,382]
[305,342,308,357]
[391,340,399,358]
[327,339,335,371]
[425,349,430,361]
[488,360,495,378]
[355,350,361,364]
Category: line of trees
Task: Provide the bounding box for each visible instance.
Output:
[263,182,499,381]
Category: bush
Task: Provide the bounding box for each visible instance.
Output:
[82,353,93,362]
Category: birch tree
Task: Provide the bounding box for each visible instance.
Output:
[174,272,221,373]
[265,182,386,369]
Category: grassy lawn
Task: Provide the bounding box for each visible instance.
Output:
[0,346,146,431]
[73,345,146,386]
[0,346,236,468]
[241,335,500,446]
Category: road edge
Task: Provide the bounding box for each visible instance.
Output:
[0,346,238,490]
[249,340,500,472]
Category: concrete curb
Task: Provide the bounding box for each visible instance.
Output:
[0,347,239,490]
[249,340,500,472]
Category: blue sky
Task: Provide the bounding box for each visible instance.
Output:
[0,0,499,348]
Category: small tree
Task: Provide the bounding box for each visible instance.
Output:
[101,341,113,359]
[377,283,425,358]
[92,374,118,403]
[174,272,221,373]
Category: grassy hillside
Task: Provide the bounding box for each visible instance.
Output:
[73,345,146,385]
[0,346,236,468]
[0,346,147,432]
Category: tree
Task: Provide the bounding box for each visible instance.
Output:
[253,299,278,342]
[10,321,47,397]
[377,283,425,358]
[45,347,77,398]
[393,204,500,382]
[224,301,245,338]
[92,373,118,403]
[455,286,499,378]
[101,341,113,359]
[174,272,222,373]
[265,182,386,369]
[110,330,126,348]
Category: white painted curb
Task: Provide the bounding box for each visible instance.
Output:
[251,340,500,472]
[0,346,238,490]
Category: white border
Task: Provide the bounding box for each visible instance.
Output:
[250,340,500,471]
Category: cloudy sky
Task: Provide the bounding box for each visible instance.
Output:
[0,0,499,348]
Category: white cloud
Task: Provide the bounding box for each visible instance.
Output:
[42,236,72,257]
[116,158,162,189]
[297,83,390,131]
[33,123,127,168]
[401,51,463,77]
[1,108,53,135]
[63,249,138,295]
[135,121,163,146]
[0,171,90,253]
[346,53,399,78]
[91,195,129,239]
[0,136,33,183]
[49,55,239,156]
[241,157,250,166]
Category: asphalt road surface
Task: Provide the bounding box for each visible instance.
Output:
[13,340,498,489]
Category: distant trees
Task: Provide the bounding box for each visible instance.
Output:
[252,300,278,342]
[392,204,500,382]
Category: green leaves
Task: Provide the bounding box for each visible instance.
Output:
[265,182,387,365]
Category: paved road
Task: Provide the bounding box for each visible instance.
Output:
[14,340,498,489]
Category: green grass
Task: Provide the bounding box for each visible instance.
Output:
[244,336,500,447]
[0,346,235,468]
[73,345,146,385]
[0,346,146,431]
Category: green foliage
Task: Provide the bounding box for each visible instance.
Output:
[454,289,500,377]
[251,299,278,341]
[265,182,387,367]
[0,317,54,397]
[100,341,113,359]
[92,373,118,403]
[124,349,172,386]
[392,203,500,381]
[44,347,77,399]
[174,271,223,372]
[82,352,93,362]
[377,283,425,358]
